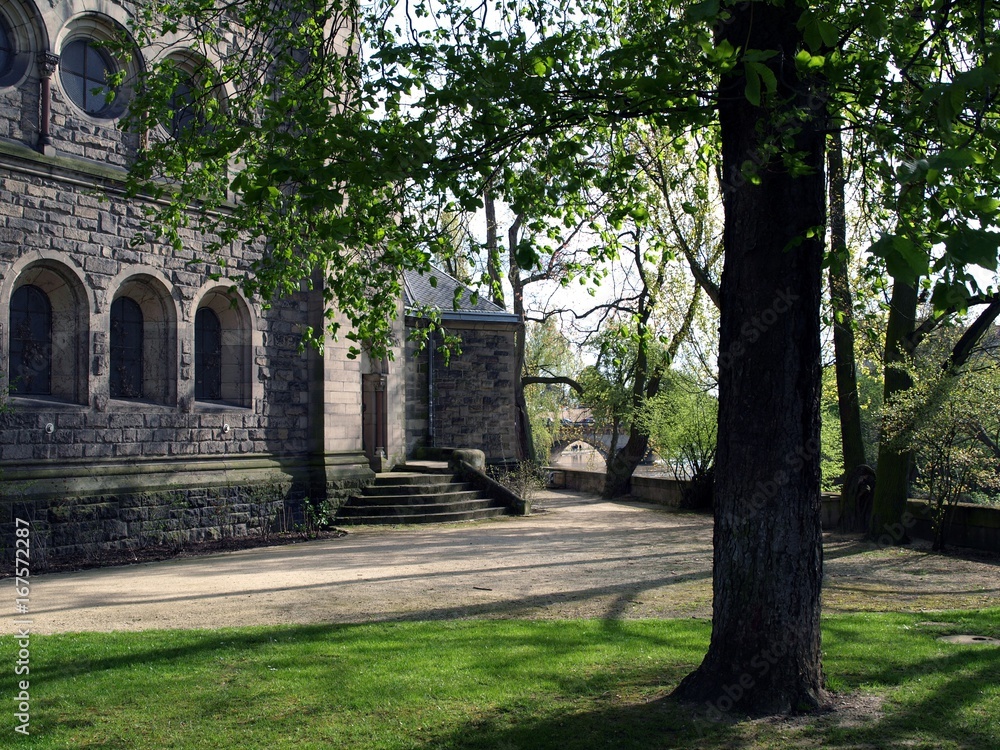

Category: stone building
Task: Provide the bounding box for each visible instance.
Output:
[403,267,522,466]
[0,0,521,564]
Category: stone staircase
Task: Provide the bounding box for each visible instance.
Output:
[335,468,510,525]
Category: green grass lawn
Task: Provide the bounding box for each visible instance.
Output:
[2,611,998,749]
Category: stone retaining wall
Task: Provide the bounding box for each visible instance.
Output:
[550,467,1000,554]
[0,454,371,569]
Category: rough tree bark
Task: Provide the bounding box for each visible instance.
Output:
[672,1,827,715]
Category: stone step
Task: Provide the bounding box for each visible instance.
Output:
[346,490,484,507]
[335,505,509,526]
[372,472,455,486]
[361,481,474,497]
[338,496,501,517]
[335,468,511,526]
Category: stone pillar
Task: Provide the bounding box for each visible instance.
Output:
[306,272,374,502]
[36,53,59,156]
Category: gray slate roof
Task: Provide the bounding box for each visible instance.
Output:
[402,267,519,322]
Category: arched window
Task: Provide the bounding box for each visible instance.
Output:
[60,38,115,115]
[9,284,51,395]
[160,55,221,138]
[110,296,143,399]
[170,75,201,136]
[195,307,222,400]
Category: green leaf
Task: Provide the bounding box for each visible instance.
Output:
[871,234,929,282]
[686,0,720,23]
[747,62,777,96]
[744,63,761,107]
[515,242,540,269]
[930,280,971,314]
[817,20,839,48]
[944,227,1000,271]
[975,196,1000,215]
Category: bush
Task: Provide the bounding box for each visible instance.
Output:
[488,462,545,503]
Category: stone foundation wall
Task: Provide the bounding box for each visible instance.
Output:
[1,482,303,568]
[0,453,372,569]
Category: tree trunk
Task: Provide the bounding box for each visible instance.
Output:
[868,278,917,542]
[672,2,827,715]
[601,271,702,499]
[508,215,533,462]
[484,188,505,308]
[868,290,1000,542]
[827,131,866,475]
[829,131,871,533]
[602,427,649,498]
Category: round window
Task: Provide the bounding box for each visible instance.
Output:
[60,39,115,116]
[0,17,13,78]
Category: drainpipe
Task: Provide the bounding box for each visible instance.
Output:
[427,329,435,448]
[37,53,59,155]
[374,370,387,460]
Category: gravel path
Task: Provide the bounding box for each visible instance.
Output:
[19,490,1000,634]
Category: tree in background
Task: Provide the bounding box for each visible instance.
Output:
[881,331,1000,550]
[640,371,718,508]
[521,320,582,463]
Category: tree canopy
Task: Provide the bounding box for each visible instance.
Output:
[125,0,1000,352]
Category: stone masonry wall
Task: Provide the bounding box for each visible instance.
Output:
[0,480,309,568]
[0,153,314,463]
[405,318,520,464]
[404,334,430,456]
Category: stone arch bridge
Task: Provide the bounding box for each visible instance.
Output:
[549,423,657,465]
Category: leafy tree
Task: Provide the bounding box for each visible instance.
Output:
[577,326,647,462]
[640,371,718,499]
[522,320,582,462]
[126,0,1000,718]
[881,336,1000,550]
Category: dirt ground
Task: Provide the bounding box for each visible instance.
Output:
[18,490,1000,634]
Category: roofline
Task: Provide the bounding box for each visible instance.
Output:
[405,308,521,324]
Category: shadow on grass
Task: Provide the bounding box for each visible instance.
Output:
[815,614,1000,749]
[420,694,747,750]
[4,615,998,750]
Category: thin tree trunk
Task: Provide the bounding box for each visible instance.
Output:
[828,131,866,474]
[601,281,701,499]
[507,215,533,462]
[672,2,827,715]
[829,130,872,533]
[484,188,505,308]
[602,428,650,497]
[869,278,918,542]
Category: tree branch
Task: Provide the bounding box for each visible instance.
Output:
[947,293,1000,371]
[521,375,584,394]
